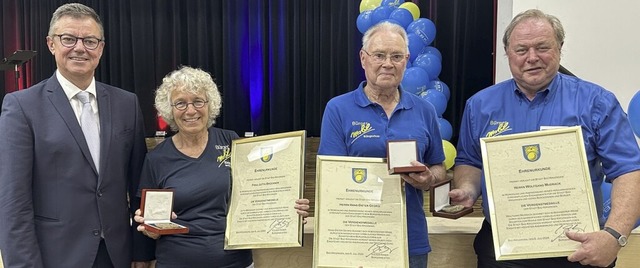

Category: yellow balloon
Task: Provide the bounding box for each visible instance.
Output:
[442,140,457,170]
[399,2,420,20]
[360,0,383,13]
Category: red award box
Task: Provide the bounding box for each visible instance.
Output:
[387,140,427,174]
[429,179,473,219]
[140,189,189,235]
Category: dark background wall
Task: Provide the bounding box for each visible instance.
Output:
[0,0,495,145]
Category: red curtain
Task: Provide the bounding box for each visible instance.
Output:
[2,0,36,93]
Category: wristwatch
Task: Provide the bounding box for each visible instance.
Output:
[602,226,628,247]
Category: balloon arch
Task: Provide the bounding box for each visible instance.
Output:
[358,0,456,169]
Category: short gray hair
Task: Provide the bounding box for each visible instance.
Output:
[48,3,104,39]
[362,22,409,53]
[154,66,222,131]
[502,9,564,49]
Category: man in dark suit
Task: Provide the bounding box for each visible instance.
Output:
[0,3,154,267]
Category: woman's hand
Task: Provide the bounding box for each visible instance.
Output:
[295,199,310,224]
[134,209,177,240]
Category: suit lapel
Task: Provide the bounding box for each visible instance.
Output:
[45,75,99,176]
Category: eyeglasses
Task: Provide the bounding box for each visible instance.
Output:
[53,34,103,50]
[362,50,407,64]
[171,100,208,111]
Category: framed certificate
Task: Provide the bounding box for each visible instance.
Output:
[224,130,306,249]
[480,126,599,260]
[313,155,408,268]
[140,189,189,235]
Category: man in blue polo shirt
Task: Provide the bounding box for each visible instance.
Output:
[318,21,446,268]
[451,9,640,268]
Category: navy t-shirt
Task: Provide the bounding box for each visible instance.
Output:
[138,127,252,268]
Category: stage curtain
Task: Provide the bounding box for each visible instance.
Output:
[0,0,494,140]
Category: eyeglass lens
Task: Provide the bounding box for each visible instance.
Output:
[173,100,207,110]
[56,34,101,49]
[364,50,406,63]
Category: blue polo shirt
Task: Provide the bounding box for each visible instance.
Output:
[456,73,640,225]
[319,81,445,256]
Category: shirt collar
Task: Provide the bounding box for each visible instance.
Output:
[354,81,415,110]
[57,70,98,101]
[512,72,560,101]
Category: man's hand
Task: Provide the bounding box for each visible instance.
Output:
[566,230,619,267]
[400,161,441,190]
[448,188,476,208]
[449,165,482,208]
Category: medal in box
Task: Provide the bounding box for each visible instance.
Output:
[386,140,427,174]
[429,179,473,219]
[140,189,189,235]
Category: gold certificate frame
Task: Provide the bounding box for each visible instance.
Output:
[313,155,408,268]
[225,130,306,249]
[480,126,599,260]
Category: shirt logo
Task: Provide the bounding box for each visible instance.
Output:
[485,121,512,137]
[216,146,232,167]
[352,168,367,183]
[522,144,541,162]
[350,121,375,144]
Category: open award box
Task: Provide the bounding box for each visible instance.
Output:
[386,140,427,175]
[140,189,189,235]
[430,179,473,219]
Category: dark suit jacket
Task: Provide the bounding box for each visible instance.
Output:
[0,74,154,267]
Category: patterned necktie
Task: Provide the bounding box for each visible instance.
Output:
[76,91,100,171]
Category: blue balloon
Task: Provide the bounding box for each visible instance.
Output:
[389,8,413,29]
[420,89,447,115]
[401,67,429,95]
[407,33,425,62]
[437,118,453,140]
[371,6,395,26]
[413,53,442,79]
[381,0,405,8]
[405,59,412,68]
[407,18,437,46]
[356,10,373,34]
[628,90,640,138]
[602,181,640,228]
[428,80,450,101]
[421,46,442,61]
